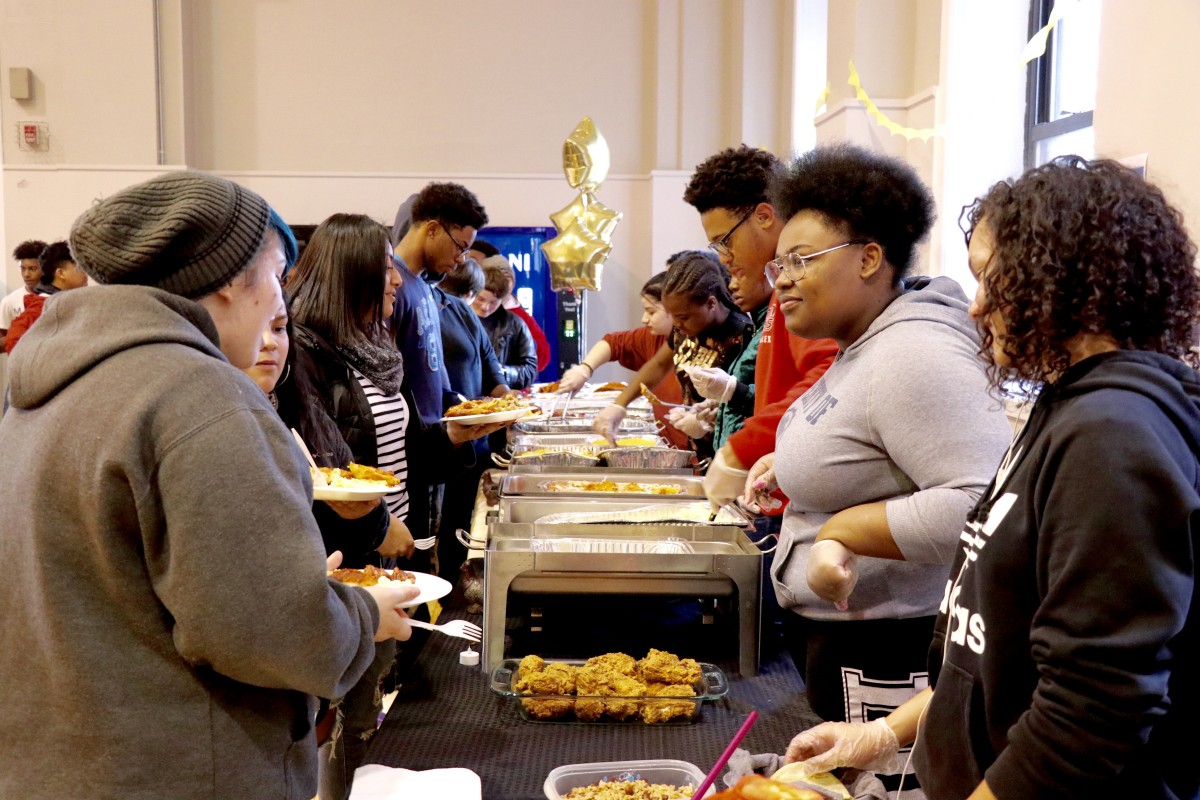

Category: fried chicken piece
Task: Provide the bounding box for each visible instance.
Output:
[640,682,698,723]
[521,697,573,720]
[346,462,400,486]
[327,565,414,586]
[584,652,637,676]
[574,697,605,722]
[516,654,544,681]
[637,648,702,686]
[515,662,577,695]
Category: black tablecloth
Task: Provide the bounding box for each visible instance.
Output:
[366,609,821,799]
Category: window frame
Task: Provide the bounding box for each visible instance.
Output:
[1023,0,1095,169]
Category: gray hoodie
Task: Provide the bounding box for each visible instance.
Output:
[0,286,380,800]
[772,276,1011,621]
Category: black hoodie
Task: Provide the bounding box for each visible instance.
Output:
[914,351,1200,800]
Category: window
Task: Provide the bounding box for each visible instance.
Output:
[1024,0,1102,168]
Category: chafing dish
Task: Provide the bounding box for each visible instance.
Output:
[513,417,660,436]
[483,521,765,676]
[500,471,705,499]
[508,433,668,452]
[599,446,696,470]
[501,450,599,468]
[499,497,749,525]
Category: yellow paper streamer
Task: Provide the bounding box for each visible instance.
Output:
[1019,0,1082,65]
[847,61,940,142]
[815,82,831,115]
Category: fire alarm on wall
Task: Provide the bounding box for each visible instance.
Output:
[17,121,47,151]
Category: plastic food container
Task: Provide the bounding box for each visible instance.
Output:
[544,759,715,799]
[490,658,729,725]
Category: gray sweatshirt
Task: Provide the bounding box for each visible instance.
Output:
[0,286,380,800]
[771,276,1011,621]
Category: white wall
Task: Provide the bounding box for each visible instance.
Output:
[1095,0,1200,237]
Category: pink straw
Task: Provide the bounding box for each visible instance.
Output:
[694,709,759,797]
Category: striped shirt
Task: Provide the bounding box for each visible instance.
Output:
[353,369,410,520]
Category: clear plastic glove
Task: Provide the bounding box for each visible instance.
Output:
[694,398,719,425]
[703,448,750,510]
[559,364,591,392]
[784,718,900,774]
[807,539,859,610]
[742,453,783,513]
[666,405,713,438]
[592,404,627,443]
[684,365,738,402]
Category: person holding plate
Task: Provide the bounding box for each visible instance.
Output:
[0,172,419,800]
[286,213,501,795]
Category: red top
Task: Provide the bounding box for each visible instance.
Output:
[726,296,838,468]
[509,305,551,372]
[602,326,690,450]
[5,293,47,355]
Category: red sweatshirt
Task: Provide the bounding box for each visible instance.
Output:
[725,296,838,468]
[509,305,551,372]
[602,327,690,450]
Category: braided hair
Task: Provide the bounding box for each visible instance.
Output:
[662,250,739,314]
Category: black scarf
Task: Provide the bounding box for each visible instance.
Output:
[336,339,405,396]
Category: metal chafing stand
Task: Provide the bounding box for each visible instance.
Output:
[482,511,764,677]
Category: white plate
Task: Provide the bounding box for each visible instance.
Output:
[440,408,543,426]
[397,571,452,608]
[313,484,398,502]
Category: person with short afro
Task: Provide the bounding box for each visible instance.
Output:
[683,144,838,511]
[746,143,1011,794]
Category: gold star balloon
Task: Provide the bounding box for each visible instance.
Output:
[544,116,623,292]
[542,216,611,292]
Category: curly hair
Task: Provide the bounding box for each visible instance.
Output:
[12,240,47,261]
[683,145,785,214]
[410,182,489,230]
[963,155,1200,387]
[771,143,935,277]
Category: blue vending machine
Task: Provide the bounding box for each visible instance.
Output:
[477,226,584,383]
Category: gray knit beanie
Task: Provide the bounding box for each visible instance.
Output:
[68,171,271,299]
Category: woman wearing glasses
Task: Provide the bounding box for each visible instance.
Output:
[744,143,1010,794]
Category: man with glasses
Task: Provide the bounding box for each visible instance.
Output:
[390,182,489,594]
[682,146,839,511]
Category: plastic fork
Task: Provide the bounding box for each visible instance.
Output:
[406,618,482,642]
[639,383,690,409]
[412,535,437,551]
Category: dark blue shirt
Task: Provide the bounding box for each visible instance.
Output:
[389,257,453,426]
[433,286,505,399]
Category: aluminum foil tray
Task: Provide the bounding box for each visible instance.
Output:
[529,537,695,554]
[600,447,695,469]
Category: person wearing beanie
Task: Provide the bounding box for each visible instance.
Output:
[0,170,419,800]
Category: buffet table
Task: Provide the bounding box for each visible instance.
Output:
[366,609,819,799]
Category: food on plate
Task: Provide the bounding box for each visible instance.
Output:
[444,394,532,417]
[593,381,628,392]
[514,649,701,723]
[541,479,683,495]
[311,463,399,489]
[537,381,562,393]
[710,775,827,800]
[327,565,415,587]
[564,778,696,799]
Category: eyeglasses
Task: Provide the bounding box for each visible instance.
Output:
[707,209,754,258]
[765,240,870,286]
[441,223,471,256]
